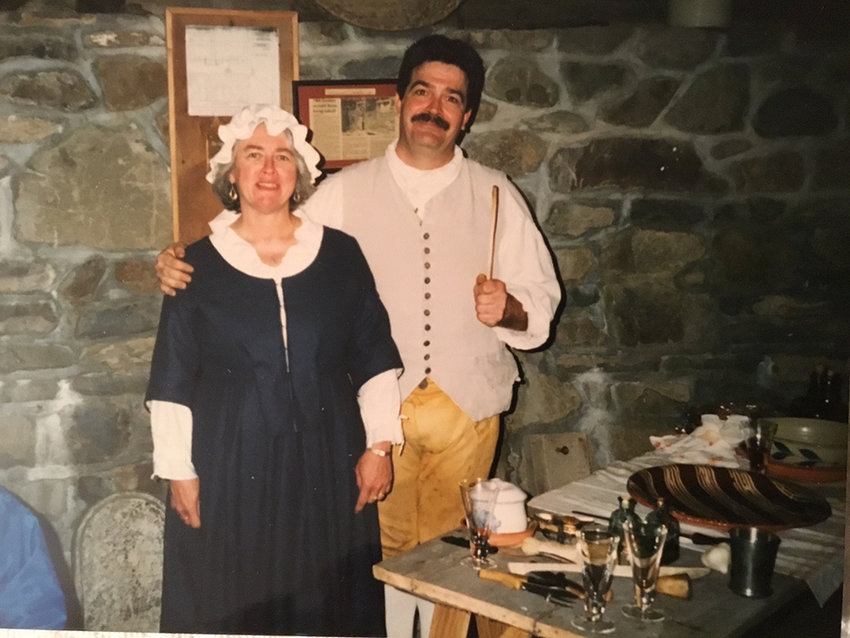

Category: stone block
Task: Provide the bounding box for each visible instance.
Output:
[560,61,631,103]
[814,142,850,189]
[556,25,633,55]
[15,124,171,249]
[114,258,159,294]
[298,21,349,47]
[464,129,547,177]
[600,76,680,127]
[546,200,614,237]
[0,296,59,334]
[554,246,595,284]
[0,378,60,403]
[711,138,752,160]
[81,337,155,370]
[0,413,37,468]
[519,431,593,495]
[0,70,96,110]
[636,27,718,70]
[71,371,148,397]
[84,30,164,48]
[708,225,801,296]
[555,314,607,347]
[0,34,77,61]
[604,283,693,346]
[467,30,553,51]
[93,55,166,110]
[486,56,559,107]
[629,199,704,230]
[523,110,588,136]
[0,344,77,373]
[340,55,401,80]
[0,261,56,292]
[59,256,107,305]
[16,478,71,520]
[511,365,582,426]
[75,299,160,339]
[67,402,132,465]
[0,114,62,143]
[664,64,749,134]
[631,229,704,274]
[550,138,705,193]
[754,87,837,137]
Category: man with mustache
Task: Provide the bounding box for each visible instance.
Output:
[157,35,560,637]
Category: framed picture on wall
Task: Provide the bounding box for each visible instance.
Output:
[293,79,398,171]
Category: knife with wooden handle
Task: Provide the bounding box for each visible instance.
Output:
[478,569,582,603]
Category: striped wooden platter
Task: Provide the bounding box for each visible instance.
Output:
[626,464,832,532]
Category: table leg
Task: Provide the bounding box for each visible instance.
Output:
[475,615,532,638]
[429,603,470,638]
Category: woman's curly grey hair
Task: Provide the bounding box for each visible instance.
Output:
[210,128,316,213]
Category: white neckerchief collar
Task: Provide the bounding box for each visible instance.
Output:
[208,208,323,280]
[385,139,464,213]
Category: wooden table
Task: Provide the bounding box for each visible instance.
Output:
[374,530,806,638]
[374,451,844,637]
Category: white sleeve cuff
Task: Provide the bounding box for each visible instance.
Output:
[358,368,404,447]
[149,400,197,480]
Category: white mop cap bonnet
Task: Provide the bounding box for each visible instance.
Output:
[205,104,322,184]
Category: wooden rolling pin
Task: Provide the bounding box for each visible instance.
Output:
[521,536,580,563]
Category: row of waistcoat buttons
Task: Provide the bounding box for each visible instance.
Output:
[423,231,432,377]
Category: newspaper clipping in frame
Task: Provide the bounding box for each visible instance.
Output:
[304,84,398,167]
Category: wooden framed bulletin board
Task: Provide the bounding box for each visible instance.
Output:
[166,8,299,243]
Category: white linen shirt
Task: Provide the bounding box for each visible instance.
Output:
[299,141,561,420]
[150,210,403,480]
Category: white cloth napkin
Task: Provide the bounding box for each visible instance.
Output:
[649,414,750,468]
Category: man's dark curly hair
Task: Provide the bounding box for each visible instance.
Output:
[396,35,485,132]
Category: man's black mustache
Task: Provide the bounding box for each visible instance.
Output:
[411,112,450,130]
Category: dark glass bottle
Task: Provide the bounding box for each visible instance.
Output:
[646,497,680,565]
[608,496,639,564]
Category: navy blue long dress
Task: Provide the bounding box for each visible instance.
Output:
[146,228,401,636]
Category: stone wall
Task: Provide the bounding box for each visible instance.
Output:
[0,1,848,627]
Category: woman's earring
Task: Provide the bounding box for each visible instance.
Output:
[228,182,238,201]
[292,190,301,204]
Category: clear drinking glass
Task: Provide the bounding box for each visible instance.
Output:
[621,519,668,622]
[571,523,619,634]
[459,478,498,569]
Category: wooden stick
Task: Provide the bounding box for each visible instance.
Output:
[488,185,499,279]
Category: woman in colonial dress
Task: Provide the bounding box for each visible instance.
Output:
[146,105,402,636]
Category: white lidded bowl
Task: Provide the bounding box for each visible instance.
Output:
[485,479,528,534]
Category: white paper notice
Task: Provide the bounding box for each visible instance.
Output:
[185,26,280,116]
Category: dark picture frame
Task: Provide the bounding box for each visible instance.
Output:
[293,79,399,171]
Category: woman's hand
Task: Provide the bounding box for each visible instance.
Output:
[354,443,393,513]
[169,478,201,528]
[156,242,193,296]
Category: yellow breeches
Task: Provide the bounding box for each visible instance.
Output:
[378,379,500,558]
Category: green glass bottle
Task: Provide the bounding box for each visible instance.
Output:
[646,497,680,565]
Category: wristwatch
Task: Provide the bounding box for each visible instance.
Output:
[368,447,389,457]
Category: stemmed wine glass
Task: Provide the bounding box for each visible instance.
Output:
[622,519,668,622]
[571,523,619,634]
[459,478,498,569]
